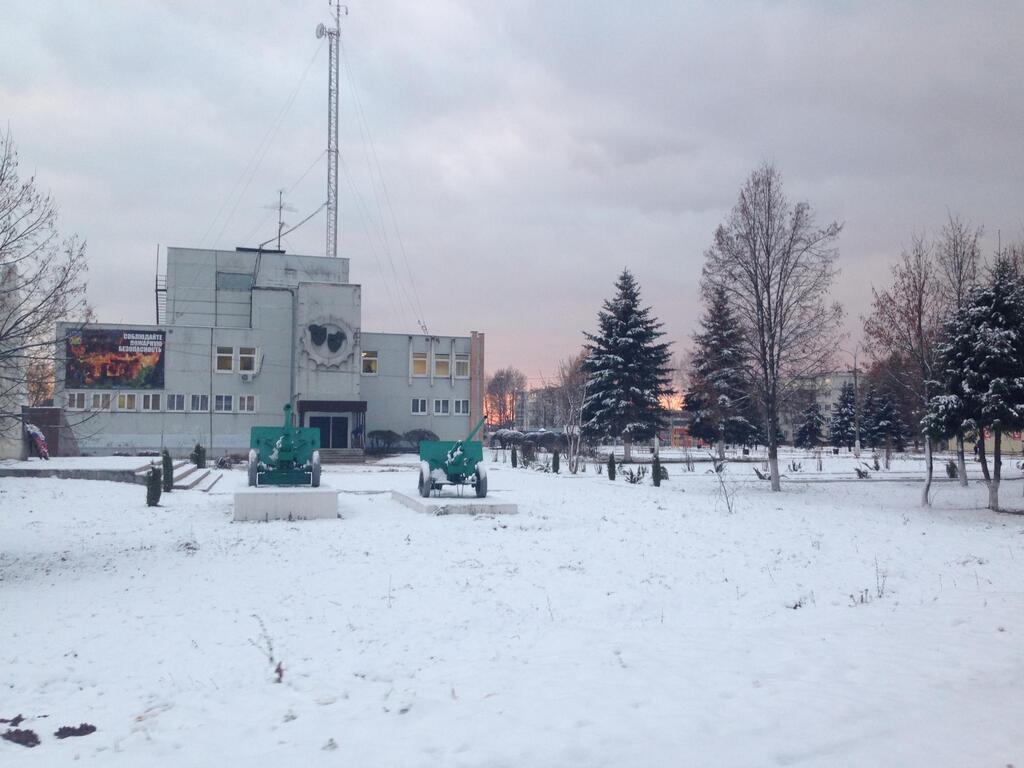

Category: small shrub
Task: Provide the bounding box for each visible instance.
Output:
[788,460,802,473]
[146,467,162,506]
[161,449,174,492]
[945,459,958,479]
[854,467,869,479]
[190,443,207,469]
[623,466,647,484]
[871,455,880,471]
[652,455,662,487]
[607,453,616,481]
[552,449,560,474]
[521,440,537,463]
[403,429,440,450]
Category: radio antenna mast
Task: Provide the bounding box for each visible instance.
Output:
[316,2,346,258]
[263,189,297,251]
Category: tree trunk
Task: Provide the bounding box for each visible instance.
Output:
[768,442,781,492]
[989,429,1001,511]
[955,432,968,486]
[921,437,933,507]
[978,431,990,482]
[623,438,632,463]
[884,438,891,470]
[716,434,725,461]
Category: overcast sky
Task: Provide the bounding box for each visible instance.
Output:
[4,1,1023,384]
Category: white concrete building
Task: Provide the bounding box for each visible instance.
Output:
[54,247,484,458]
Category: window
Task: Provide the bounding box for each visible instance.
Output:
[239,347,257,372]
[116,393,137,411]
[91,393,111,410]
[190,394,209,412]
[215,346,234,372]
[434,353,450,377]
[66,392,86,410]
[238,394,256,412]
[412,397,428,415]
[455,354,470,378]
[433,398,450,416]
[142,393,161,412]
[412,352,428,377]
[361,350,379,375]
[166,394,185,412]
[214,394,233,412]
[454,399,470,415]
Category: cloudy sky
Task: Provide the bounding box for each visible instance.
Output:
[4,1,1023,384]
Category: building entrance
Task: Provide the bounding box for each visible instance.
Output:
[298,400,366,451]
[309,415,349,449]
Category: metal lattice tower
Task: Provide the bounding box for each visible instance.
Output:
[316,3,344,258]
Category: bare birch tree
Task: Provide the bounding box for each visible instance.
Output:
[863,234,945,505]
[556,352,588,473]
[702,163,843,490]
[1,131,90,438]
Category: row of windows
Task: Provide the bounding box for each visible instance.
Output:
[66,392,256,413]
[361,350,470,378]
[412,398,470,416]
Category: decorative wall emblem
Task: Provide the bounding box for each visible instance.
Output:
[301,316,355,368]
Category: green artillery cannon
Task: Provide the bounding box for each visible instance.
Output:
[248,404,322,487]
[418,416,488,498]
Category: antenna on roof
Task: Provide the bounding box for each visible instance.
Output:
[263,189,297,251]
[316,1,347,258]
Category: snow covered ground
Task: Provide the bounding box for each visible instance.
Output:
[2,456,1023,766]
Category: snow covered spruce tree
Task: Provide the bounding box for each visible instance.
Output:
[582,269,673,462]
[829,382,857,451]
[935,215,981,485]
[702,163,842,490]
[685,284,754,459]
[860,385,879,450]
[925,257,1024,511]
[793,400,824,449]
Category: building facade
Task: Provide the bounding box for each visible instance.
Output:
[54,247,484,456]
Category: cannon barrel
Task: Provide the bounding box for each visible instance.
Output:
[464,416,487,443]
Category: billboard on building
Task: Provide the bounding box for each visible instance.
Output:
[65,329,166,389]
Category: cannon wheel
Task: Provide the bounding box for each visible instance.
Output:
[474,463,488,498]
[418,461,433,498]
[311,450,321,488]
[248,449,259,487]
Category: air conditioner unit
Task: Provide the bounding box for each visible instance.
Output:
[240,372,255,383]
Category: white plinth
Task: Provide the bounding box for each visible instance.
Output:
[234,486,339,522]
[391,491,518,516]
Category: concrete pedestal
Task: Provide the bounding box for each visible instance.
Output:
[391,491,518,517]
[234,486,339,522]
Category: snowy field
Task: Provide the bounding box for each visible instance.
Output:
[2,456,1023,766]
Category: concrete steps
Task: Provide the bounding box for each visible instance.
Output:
[318,448,365,464]
[173,464,209,490]
[199,471,224,492]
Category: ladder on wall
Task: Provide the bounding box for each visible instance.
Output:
[155,274,167,324]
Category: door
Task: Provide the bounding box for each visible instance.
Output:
[309,415,349,449]
[330,416,349,449]
[309,416,331,448]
